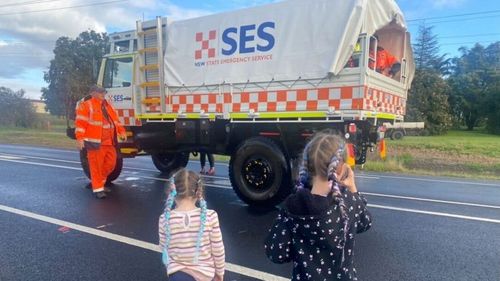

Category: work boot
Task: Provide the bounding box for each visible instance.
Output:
[94,191,107,199]
[207,167,215,176]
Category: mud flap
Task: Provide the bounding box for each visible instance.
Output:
[379,139,387,160]
[345,143,356,167]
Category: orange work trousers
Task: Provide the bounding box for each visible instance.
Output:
[87,145,117,192]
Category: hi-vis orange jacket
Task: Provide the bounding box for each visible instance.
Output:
[75,96,125,150]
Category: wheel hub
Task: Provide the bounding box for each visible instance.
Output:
[243,158,273,190]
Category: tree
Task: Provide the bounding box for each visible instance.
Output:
[412,24,450,74]
[448,42,500,133]
[0,87,37,128]
[406,70,452,135]
[42,30,108,124]
[407,24,453,134]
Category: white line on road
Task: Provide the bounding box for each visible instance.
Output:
[0,153,80,164]
[0,155,25,160]
[0,204,289,281]
[130,174,233,190]
[364,192,500,210]
[189,160,230,167]
[0,145,77,154]
[371,174,500,187]
[0,158,82,171]
[3,156,500,216]
[369,204,500,224]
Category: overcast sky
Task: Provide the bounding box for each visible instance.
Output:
[0,0,499,99]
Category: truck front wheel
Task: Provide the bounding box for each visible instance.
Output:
[229,137,291,207]
[79,148,123,183]
[151,152,189,177]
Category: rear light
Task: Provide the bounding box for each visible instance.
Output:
[348,123,357,134]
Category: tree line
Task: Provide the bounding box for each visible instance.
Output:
[407,24,500,135]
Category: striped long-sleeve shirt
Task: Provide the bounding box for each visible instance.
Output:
[159,208,225,280]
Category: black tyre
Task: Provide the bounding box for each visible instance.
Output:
[229,137,291,207]
[391,130,404,140]
[151,152,189,177]
[107,153,123,182]
[79,148,123,183]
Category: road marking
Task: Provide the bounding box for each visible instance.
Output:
[0,153,229,182]
[0,144,77,154]
[0,158,82,171]
[131,174,233,190]
[0,154,25,160]
[0,204,289,281]
[0,153,80,164]
[369,174,500,187]
[364,192,500,210]
[355,175,379,180]
[189,160,229,167]
[2,156,499,211]
[369,204,500,224]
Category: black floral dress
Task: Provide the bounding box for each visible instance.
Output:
[265,188,372,281]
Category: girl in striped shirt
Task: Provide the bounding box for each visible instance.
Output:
[159,169,225,281]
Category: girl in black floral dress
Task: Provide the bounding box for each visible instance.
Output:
[265,132,372,281]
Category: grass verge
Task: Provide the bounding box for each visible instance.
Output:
[362,129,500,180]
[1,119,499,180]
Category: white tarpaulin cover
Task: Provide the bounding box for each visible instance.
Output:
[164,0,412,87]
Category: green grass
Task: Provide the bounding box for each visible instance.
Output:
[388,130,500,158]
[1,118,499,180]
[0,114,75,149]
[361,129,500,180]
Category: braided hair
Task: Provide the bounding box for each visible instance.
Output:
[297,132,350,265]
[161,168,207,266]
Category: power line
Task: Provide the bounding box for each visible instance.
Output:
[439,33,500,39]
[0,0,66,8]
[440,40,499,46]
[407,9,500,22]
[408,14,500,25]
[0,0,128,16]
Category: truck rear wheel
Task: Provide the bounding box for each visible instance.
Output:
[391,130,404,140]
[229,137,291,207]
[151,152,189,177]
[79,148,123,183]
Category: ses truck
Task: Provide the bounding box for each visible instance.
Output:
[69,0,415,206]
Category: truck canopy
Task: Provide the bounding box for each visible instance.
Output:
[164,0,414,87]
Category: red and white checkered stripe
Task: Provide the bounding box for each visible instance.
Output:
[115,109,141,126]
[142,86,405,116]
[364,88,406,115]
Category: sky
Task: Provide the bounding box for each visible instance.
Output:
[0,0,499,99]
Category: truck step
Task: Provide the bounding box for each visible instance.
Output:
[140,64,159,71]
[138,47,158,54]
[137,29,157,36]
[142,97,161,104]
[140,81,160,88]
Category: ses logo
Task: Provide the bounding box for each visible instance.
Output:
[194,22,275,67]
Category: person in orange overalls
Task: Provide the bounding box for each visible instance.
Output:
[369,45,401,77]
[75,85,126,199]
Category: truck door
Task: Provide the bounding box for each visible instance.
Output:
[102,56,134,112]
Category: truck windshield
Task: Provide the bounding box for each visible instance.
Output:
[103,57,133,88]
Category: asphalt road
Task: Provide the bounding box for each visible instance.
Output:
[0,144,500,281]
